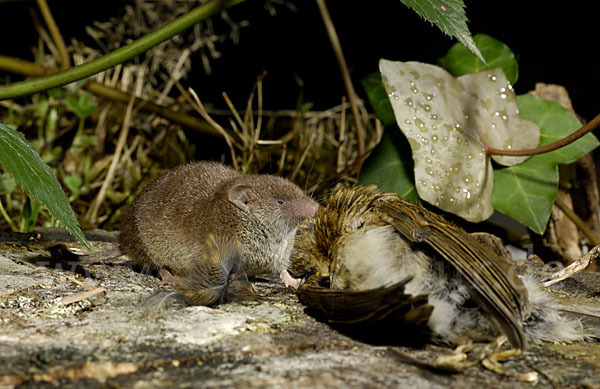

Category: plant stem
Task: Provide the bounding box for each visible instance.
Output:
[555,197,600,246]
[0,56,46,77]
[0,55,221,138]
[0,0,246,100]
[88,78,138,223]
[36,0,71,69]
[315,0,366,164]
[76,118,85,137]
[222,92,245,136]
[461,111,600,157]
[0,198,17,231]
[86,81,220,137]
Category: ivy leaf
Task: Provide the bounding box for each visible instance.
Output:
[400,0,486,64]
[438,33,519,85]
[379,60,539,222]
[0,122,92,251]
[361,73,417,202]
[492,156,557,235]
[359,129,419,203]
[516,95,598,165]
[362,72,396,126]
[492,95,600,234]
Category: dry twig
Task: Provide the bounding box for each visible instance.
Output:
[61,287,107,306]
[543,244,600,287]
[87,68,144,223]
[315,0,366,168]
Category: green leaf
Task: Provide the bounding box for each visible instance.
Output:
[359,129,419,203]
[0,173,17,195]
[47,87,64,99]
[492,95,599,234]
[72,134,97,148]
[438,33,519,85]
[493,156,558,235]
[400,0,486,64]
[361,72,396,126]
[45,107,58,143]
[0,123,92,251]
[36,97,49,122]
[64,173,83,200]
[516,95,598,164]
[65,91,98,120]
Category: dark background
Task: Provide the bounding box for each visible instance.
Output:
[1,0,598,121]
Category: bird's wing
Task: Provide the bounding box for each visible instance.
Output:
[380,199,530,350]
[298,278,432,326]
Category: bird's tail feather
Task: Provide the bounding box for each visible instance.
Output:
[298,278,433,326]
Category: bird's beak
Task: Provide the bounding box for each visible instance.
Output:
[316,272,331,287]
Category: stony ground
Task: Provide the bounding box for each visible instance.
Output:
[1,229,600,388]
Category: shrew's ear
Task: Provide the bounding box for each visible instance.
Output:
[228,184,253,211]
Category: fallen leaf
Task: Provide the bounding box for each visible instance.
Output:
[379,60,539,221]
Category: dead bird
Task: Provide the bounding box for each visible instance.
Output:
[292,185,597,350]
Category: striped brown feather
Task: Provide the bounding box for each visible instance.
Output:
[298,278,433,326]
[379,198,530,349]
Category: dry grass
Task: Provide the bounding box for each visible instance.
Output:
[0,0,382,232]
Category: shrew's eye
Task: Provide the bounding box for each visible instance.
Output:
[277,199,285,205]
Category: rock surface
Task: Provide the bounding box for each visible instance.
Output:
[1,229,600,388]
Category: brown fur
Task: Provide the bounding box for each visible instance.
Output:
[119,161,318,305]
